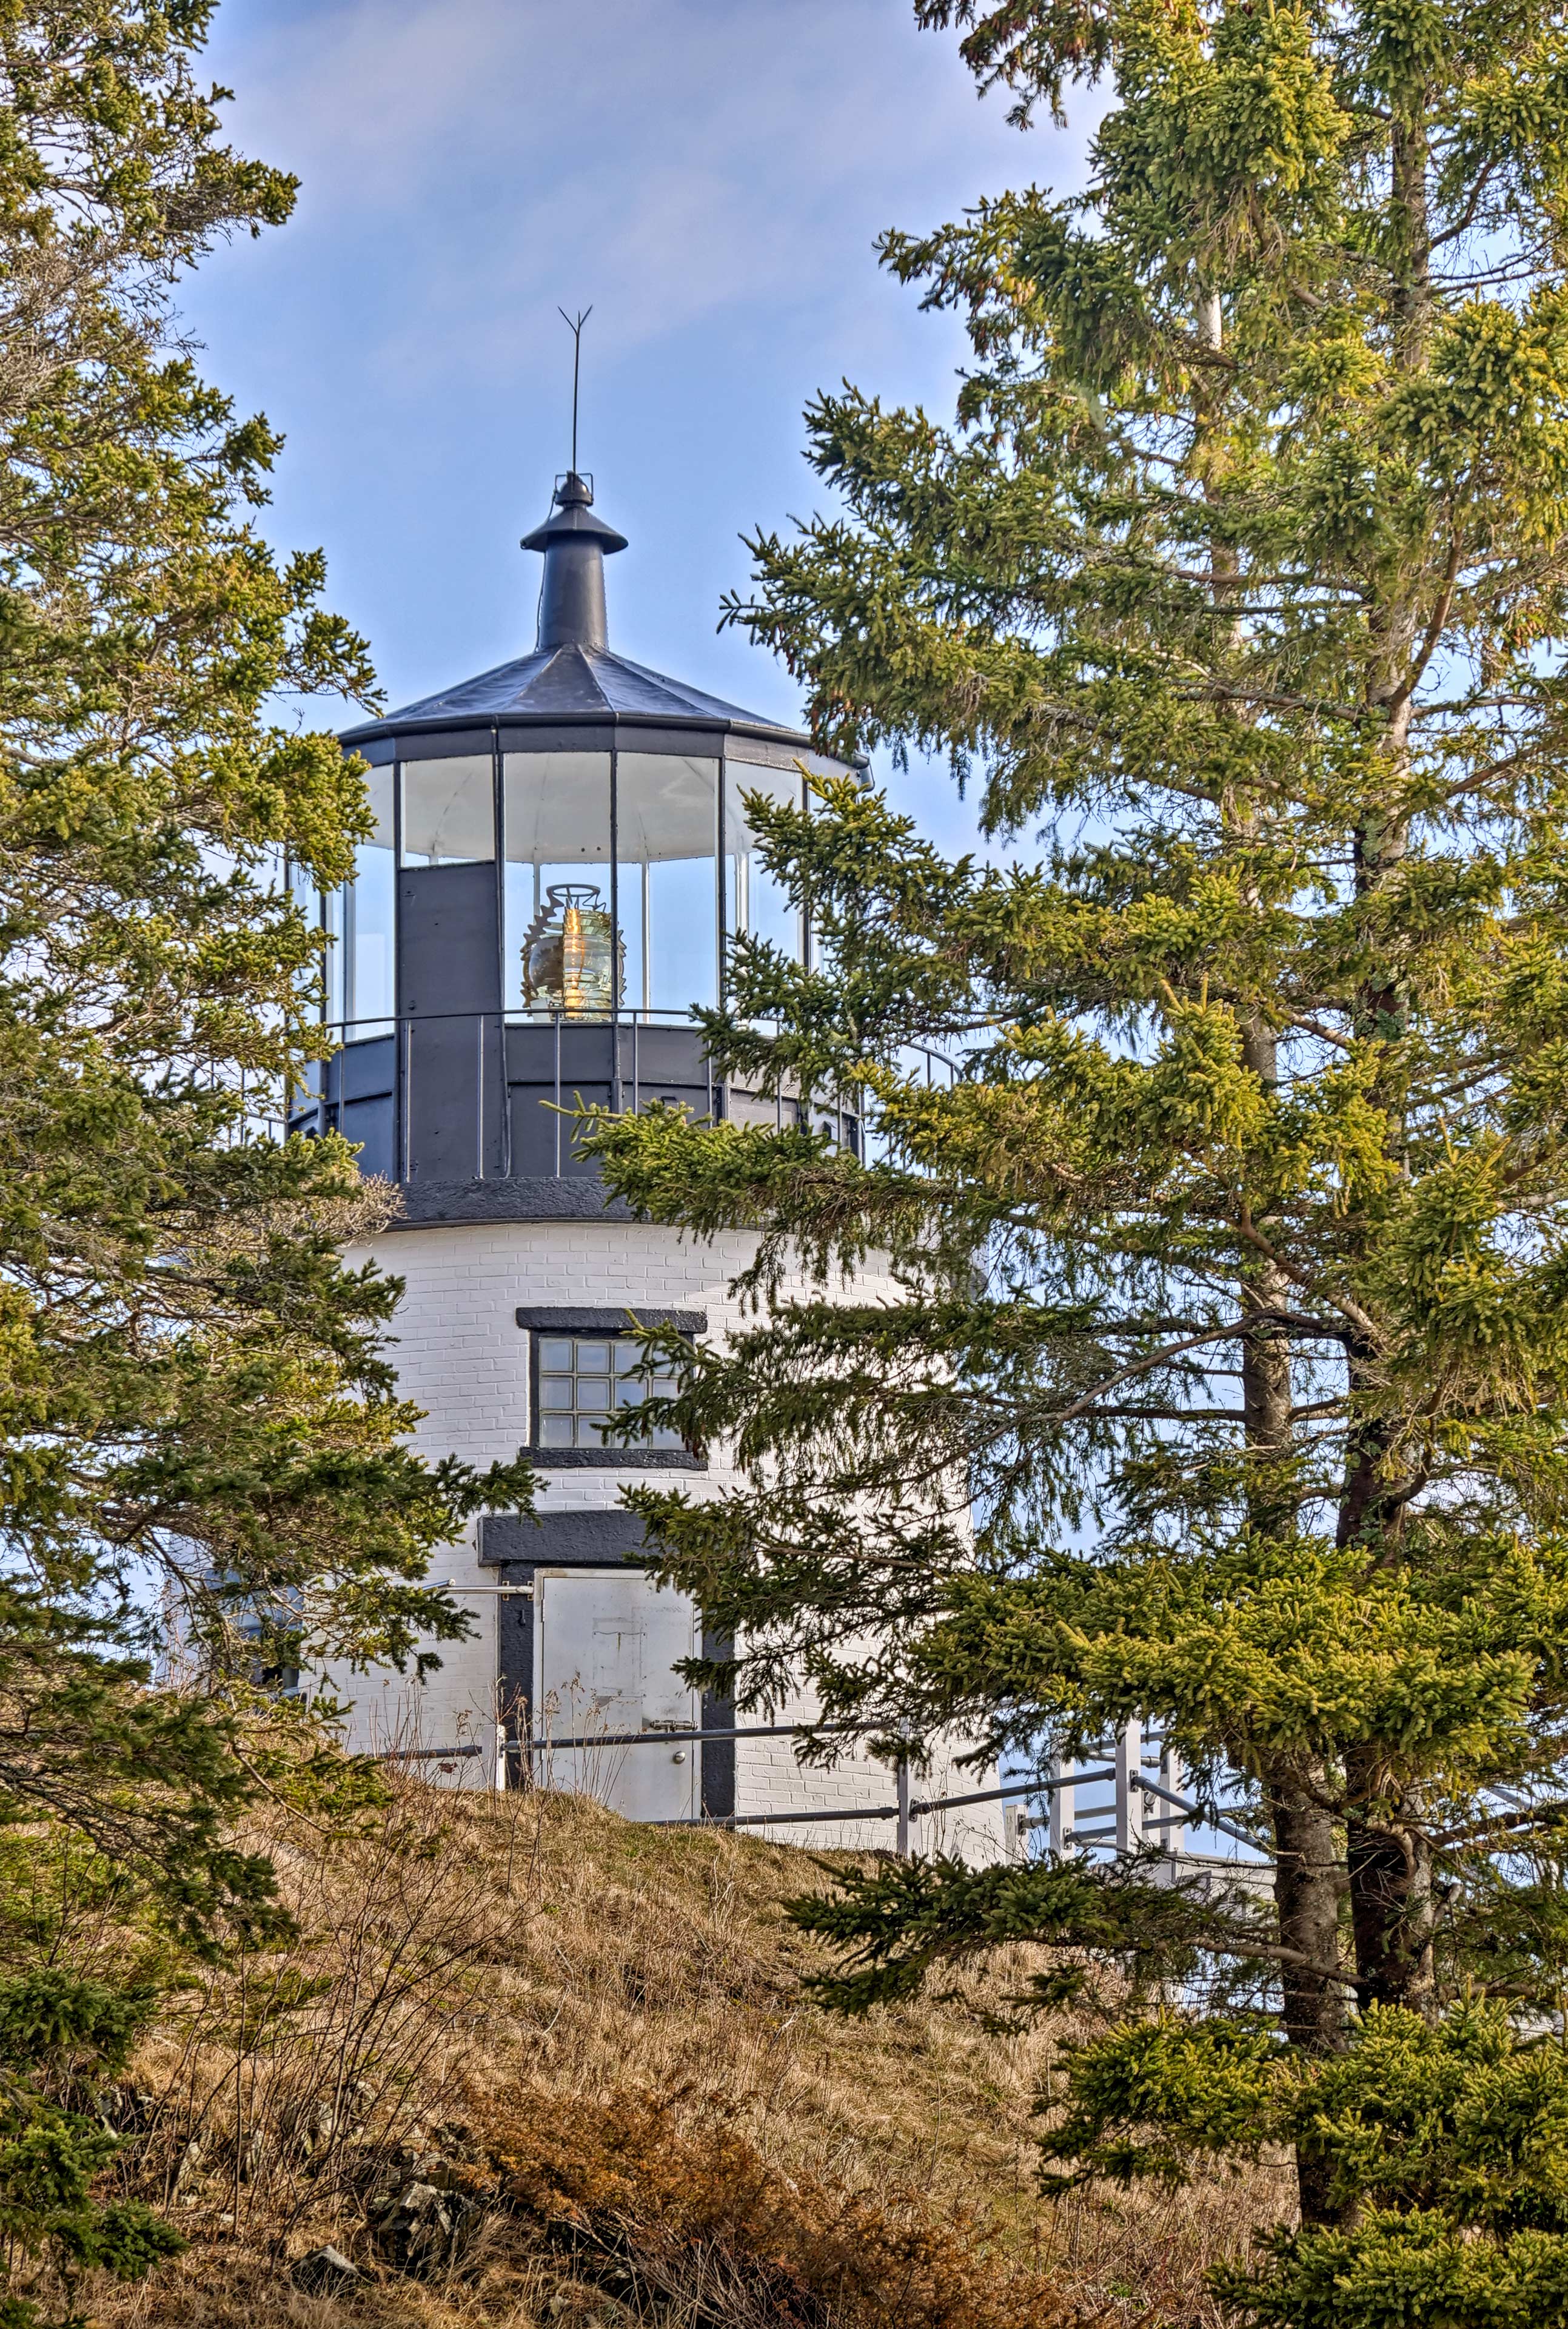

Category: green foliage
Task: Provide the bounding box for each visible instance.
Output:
[0,7,546,2309]
[787,1852,1238,2017]
[1219,2006,1568,2327]
[1011,2000,1568,2322]
[578,0,1568,2311]
[0,1968,183,2328]
[0,0,534,1937]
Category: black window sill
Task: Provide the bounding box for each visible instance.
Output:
[529,1448,706,1471]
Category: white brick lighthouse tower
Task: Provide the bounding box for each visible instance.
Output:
[298,468,1007,1858]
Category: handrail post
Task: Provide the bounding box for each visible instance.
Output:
[1160,1736,1187,1855]
[400,1018,412,1181]
[1048,1754,1076,1855]
[500,1009,514,1177]
[1116,1719,1144,1853]
[475,1011,486,1178]
[896,1752,911,1859]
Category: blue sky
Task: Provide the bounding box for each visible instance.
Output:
[186,0,1096,856]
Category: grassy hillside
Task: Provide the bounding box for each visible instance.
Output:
[47,1781,1285,2329]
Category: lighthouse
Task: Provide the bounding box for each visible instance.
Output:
[299,466,1008,1858]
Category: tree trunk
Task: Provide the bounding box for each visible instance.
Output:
[1329,84,1445,2020]
[1239,1014,1352,2215]
[1345,1752,1438,2016]
[1268,1761,1350,2222]
[1198,281,1353,2216]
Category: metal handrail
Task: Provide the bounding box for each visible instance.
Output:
[303,1008,959,1091]
[293,1006,962,1203]
[367,1709,1267,1869]
[652,1771,1264,1846]
[528,1719,876,1751]
[531,1715,1269,1866]
[1136,1770,1259,1854]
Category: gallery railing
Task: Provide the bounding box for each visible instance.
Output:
[287,1007,962,1187]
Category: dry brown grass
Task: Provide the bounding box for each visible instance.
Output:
[63,1778,1287,2329]
[479,2084,1076,2329]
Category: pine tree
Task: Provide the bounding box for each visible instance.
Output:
[0,1967,183,2329]
[0,2,534,1937]
[582,0,1568,2305]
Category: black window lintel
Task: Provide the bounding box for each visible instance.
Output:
[517,1305,706,1333]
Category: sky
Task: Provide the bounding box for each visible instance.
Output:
[184,0,1097,857]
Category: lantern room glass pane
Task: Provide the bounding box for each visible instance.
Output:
[323,879,345,1026]
[292,857,330,1038]
[345,764,394,1030]
[725,761,803,974]
[401,756,494,866]
[615,754,718,1015]
[503,751,613,1016]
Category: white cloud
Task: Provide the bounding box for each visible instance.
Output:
[206,0,1058,372]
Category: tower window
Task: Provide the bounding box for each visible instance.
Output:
[531,1333,687,1451]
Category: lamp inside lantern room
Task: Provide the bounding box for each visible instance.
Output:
[523,881,623,1017]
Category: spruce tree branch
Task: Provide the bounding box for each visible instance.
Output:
[1028,1326,1254,1425]
[1433,1802,1568,1849]
[1280,1015,1357,1053]
[1429,160,1504,249]
[1232,1215,1383,1348]
[1385,534,1463,719]
[1039,1402,1244,1421]
[1099,1311,1350,1342]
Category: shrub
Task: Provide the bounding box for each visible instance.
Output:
[480,2086,1074,2329]
[0,1970,183,2328]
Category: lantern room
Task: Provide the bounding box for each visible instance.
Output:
[294,471,857,1203]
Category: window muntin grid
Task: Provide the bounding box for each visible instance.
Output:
[533,1333,686,1450]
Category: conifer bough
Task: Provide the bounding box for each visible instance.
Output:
[0,3,535,1954]
[583,0,1568,2313]
[0,14,538,2316]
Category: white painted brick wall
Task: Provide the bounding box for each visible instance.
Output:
[311,1216,1008,1863]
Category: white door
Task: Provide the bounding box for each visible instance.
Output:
[532,1568,701,1821]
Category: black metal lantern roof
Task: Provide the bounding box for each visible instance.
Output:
[341,471,826,758]
[353,639,797,730]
